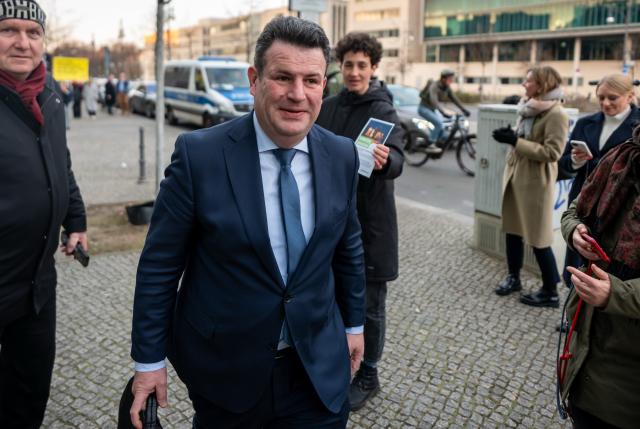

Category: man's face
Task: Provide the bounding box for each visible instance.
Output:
[341,50,377,96]
[249,41,326,148]
[0,19,44,81]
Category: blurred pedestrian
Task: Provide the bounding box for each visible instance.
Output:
[560,128,640,429]
[316,32,403,411]
[0,1,88,426]
[492,65,568,307]
[72,81,83,118]
[59,80,73,129]
[83,77,99,118]
[105,73,116,115]
[116,71,129,115]
[418,69,470,153]
[558,74,639,289]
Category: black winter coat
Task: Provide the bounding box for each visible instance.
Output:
[0,74,86,322]
[316,79,404,282]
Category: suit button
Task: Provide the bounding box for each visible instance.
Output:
[284,295,293,304]
[43,234,47,240]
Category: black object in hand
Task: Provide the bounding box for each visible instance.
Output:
[60,231,90,267]
[492,125,517,146]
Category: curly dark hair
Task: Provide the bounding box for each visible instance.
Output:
[334,32,383,66]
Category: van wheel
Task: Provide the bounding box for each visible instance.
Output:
[167,108,178,125]
[203,114,215,128]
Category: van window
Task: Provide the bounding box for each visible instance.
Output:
[165,66,190,89]
[195,68,206,92]
[206,67,249,90]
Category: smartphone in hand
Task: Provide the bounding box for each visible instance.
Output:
[570,140,593,159]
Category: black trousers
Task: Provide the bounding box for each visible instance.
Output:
[363,280,387,367]
[506,233,560,293]
[0,294,56,429]
[189,349,349,429]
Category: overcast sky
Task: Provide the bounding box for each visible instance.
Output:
[39,0,288,45]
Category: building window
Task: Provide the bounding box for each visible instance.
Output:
[369,29,400,38]
[355,8,400,22]
[464,43,494,62]
[494,11,550,32]
[439,44,460,62]
[465,76,491,84]
[446,14,490,36]
[426,45,438,62]
[581,36,623,60]
[499,77,524,85]
[538,39,574,61]
[498,41,530,62]
[384,49,399,57]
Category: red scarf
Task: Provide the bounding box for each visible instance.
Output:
[0,62,46,126]
[576,140,640,270]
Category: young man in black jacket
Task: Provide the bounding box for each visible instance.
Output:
[0,2,88,427]
[316,32,404,411]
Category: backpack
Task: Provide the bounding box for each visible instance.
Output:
[419,79,434,105]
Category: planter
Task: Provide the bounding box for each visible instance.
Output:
[125,200,154,225]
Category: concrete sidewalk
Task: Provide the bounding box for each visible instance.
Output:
[43,199,569,428]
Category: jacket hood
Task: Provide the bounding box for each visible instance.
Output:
[338,78,393,106]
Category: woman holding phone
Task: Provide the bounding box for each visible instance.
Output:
[558,74,639,288]
[492,65,568,307]
[559,128,640,428]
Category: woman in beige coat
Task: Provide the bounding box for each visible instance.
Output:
[492,66,568,307]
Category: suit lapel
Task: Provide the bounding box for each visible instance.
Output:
[583,114,603,156]
[224,115,285,289]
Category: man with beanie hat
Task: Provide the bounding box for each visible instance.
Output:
[0,1,88,427]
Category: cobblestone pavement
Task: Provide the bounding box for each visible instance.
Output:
[43,198,570,428]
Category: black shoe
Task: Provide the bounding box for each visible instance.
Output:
[520,289,559,308]
[349,364,380,411]
[495,274,522,296]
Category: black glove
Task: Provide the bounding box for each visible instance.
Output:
[462,108,471,117]
[492,125,517,146]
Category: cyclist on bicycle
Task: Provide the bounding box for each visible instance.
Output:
[418,69,471,148]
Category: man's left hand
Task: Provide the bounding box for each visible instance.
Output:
[372,144,390,170]
[61,232,89,256]
[566,265,611,307]
[346,333,364,376]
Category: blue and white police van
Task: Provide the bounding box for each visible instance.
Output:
[164,57,253,128]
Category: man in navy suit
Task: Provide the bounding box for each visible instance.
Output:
[129,16,365,428]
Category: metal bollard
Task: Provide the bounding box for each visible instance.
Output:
[138,127,146,184]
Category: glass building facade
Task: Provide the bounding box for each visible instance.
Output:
[425,0,640,38]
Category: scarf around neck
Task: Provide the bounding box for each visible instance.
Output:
[516,87,563,138]
[0,61,46,126]
[576,140,640,271]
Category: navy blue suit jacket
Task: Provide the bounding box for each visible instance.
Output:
[558,105,640,204]
[131,114,365,413]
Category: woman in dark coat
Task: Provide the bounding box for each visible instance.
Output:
[316,32,404,411]
[558,74,639,288]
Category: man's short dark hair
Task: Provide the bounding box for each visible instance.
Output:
[254,16,330,75]
[334,33,383,67]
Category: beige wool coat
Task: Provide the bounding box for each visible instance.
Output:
[501,104,569,248]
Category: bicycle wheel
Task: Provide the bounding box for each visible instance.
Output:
[403,129,430,167]
[456,133,476,177]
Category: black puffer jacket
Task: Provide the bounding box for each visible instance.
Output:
[317,79,403,282]
[0,74,86,322]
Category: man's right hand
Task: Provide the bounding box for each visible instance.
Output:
[571,224,600,261]
[130,368,168,429]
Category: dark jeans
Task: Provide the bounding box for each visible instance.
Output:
[563,246,582,288]
[190,349,349,429]
[506,233,560,293]
[0,295,56,429]
[363,280,387,367]
[571,403,622,429]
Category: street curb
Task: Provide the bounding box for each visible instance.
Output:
[396,196,474,226]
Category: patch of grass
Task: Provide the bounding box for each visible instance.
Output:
[86,203,149,255]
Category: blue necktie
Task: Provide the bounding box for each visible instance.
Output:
[274,148,306,348]
[274,149,307,279]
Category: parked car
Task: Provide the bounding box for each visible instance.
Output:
[128,82,157,118]
[164,57,253,128]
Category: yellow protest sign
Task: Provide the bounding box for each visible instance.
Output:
[52,56,90,82]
